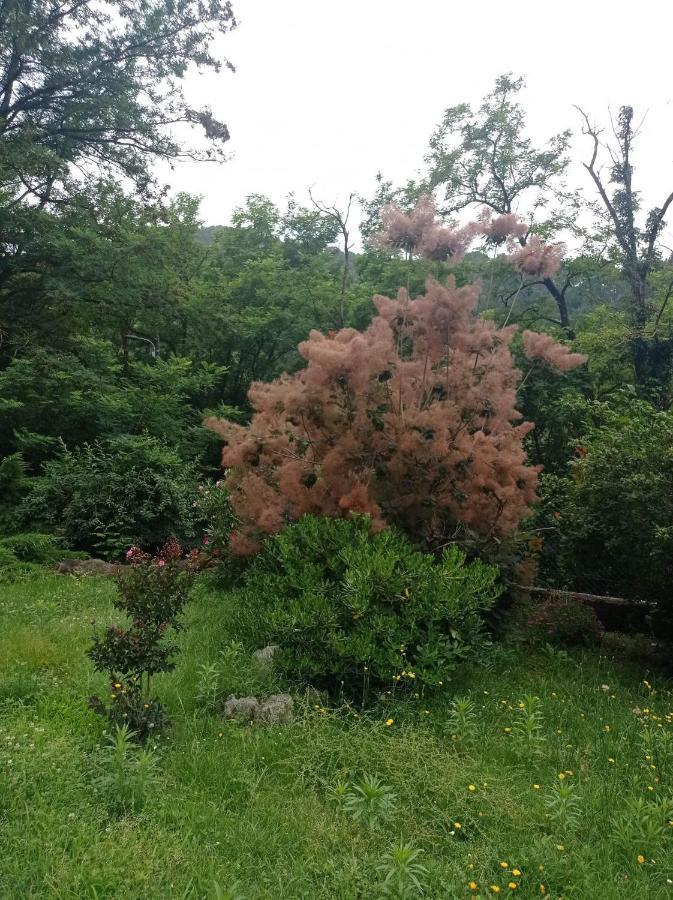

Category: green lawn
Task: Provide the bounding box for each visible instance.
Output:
[1,574,673,898]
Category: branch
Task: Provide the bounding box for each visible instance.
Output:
[574,106,632,259]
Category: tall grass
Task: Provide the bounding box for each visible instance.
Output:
[1,574,672,897]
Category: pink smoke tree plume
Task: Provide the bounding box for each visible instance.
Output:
[207,276,587,556]
[374,195,563,279]
[522,330,588,372]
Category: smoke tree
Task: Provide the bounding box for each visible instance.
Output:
[208,234,586,554]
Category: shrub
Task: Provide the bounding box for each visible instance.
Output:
[88,539,195,739]
[525,594,604,646]
[208,277,586,556]
[0,532,77,565]
[231,515,501,699]
[534,397,673,613]
[20,434,203,557]
[0,532,81,583]
[192,479,237,557]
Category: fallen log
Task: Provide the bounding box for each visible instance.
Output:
[513,584,653,610]
[510,583,657,635]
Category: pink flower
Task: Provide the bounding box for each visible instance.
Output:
[478,210,528,245]
[126,545,140,559]
[202,535,210,545]
[157,559,166,568]
[508,236,564,279]
[522,330,588,372]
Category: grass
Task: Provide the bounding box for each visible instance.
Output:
[2,574,673,898]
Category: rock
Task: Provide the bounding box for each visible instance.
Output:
[223,695,260,722]
[56,558,121,577]
[257,693,294,725]
[222,692,293,725]
[252,644,279,670]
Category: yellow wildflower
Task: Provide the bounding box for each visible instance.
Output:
[468,882,478,891]
[491,887,501,894]
[468,784,477,792]
[499,861,509,868]
[533,784,540,789]
[385,718,394,726]
[637,854,645,864]
[508,883,518,890]
[512,869,522,876]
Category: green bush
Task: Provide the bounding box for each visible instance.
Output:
[232,515,501,700]
[0,544,41,583]
[524,593,604,646]
[0,532,77,565]
[19,434,203,557]
[534,397,673,613]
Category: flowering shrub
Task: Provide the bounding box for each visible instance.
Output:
[87,538,195,739]
[208,276,586,556]
[230,515,501,701]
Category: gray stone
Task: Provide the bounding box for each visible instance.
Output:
[223,695,260,722]
[252,644,279,670]
[222,692,293,725]
[56,558,121,577]
[256,693,294,725]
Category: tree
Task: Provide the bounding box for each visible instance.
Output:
[0,0,236,202]
[576,105,673,397]
[207,277,586,556]
[308,189,355,327]
[425,75,578,330]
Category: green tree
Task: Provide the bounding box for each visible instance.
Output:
[425,74,578,329]
[0,0,236,201]
[577,106,673,399]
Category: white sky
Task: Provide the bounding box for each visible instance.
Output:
[168,0,673,241]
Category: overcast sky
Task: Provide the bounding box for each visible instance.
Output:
[169,0,673,240]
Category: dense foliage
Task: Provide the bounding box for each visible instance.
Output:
[18,435,203,558]
[231,515,501,699]
[535,399,673,613]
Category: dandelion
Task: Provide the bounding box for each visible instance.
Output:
[508,883,518,890]
[454,822,462,829]
[539,886,546,896]
[532,784,540,790]
[512,869,522,877]
[504,727,512,733]
[558,773,566,780]
[468,882,478,891]
[555,844,565,851]
[500,861,509,869]
[608,757,615,763]
[490,887,501,894]
[385,718,394,727]
[637,854,645,864]
[468,784,477,792]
